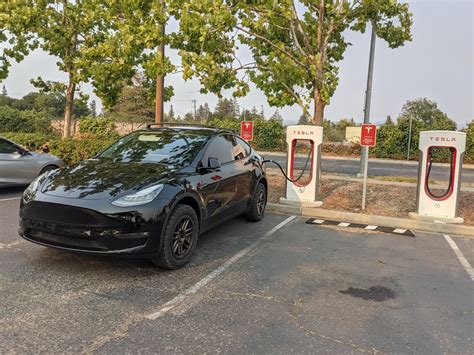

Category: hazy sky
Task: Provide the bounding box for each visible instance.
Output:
[1,0,473,127]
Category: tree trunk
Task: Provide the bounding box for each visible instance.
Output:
[312,90,325,126]
[63,79,76,138]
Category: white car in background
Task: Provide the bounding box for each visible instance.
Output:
[0,136,64,187]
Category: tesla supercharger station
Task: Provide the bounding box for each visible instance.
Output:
[410,130,466,223]
[280,125,324,207]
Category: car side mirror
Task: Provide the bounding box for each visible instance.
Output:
[18,149,31,157]
[208,157,221,170]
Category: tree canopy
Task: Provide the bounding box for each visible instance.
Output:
[176,0,412,126]
[0,0,173,137]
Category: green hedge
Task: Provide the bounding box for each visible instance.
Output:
[1,132,113,164]
[78,116,120,140]
[48,139,114,164]
[1,132,54,151]
[464,122,474,164]
[208,117,285,150]
[0,106,52,134]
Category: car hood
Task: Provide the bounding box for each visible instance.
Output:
[41,159,171,200]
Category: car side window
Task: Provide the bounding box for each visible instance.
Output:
[0,139,18,154]
[202,135,234,166]
[227,135,251,161]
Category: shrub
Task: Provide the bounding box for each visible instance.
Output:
[0,132,53,151]
[48,138,114,164]
[0,106,52,134]
[207,117,240,133]
[78,116,119,140]
[252,118,285,150]
[464,121,474,164]
[322,142,361,157]
[207,117,284,150]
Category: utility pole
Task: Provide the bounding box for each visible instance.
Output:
[358,22,376,176]
[155,0,165,124]
[192,99,197,122]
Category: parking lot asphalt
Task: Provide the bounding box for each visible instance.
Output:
[1,188,473,354]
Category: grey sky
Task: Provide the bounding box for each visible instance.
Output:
[1,0,473,127]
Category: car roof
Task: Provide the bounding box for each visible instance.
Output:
[141,124,236,136]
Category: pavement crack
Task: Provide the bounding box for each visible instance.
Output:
[82,315,140,354]
[289,315,385,354]
[219,290,274,301]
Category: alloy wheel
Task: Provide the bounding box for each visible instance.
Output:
[257,189,266,215]
[172,216,194,259]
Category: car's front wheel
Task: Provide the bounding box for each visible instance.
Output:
[153,204,199,269]
[244,182,267,222]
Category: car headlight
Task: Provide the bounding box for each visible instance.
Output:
[111,184,164,207]
[22,175,43,204]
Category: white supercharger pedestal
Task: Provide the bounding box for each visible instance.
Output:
[410,130,466,223]
[279,125,323,208]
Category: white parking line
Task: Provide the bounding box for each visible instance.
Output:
[0,197,20,202]
[145,215,297,320]
[443,235,474,281]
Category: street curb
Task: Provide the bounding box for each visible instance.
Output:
[267,203,474,238]
[258,151,474,170]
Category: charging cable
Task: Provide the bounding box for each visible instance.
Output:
[261,148,313,183]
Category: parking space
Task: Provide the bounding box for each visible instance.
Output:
[1,191,473,353]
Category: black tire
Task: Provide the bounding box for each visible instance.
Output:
[244,182,267,222]
[153,204,199,270]
[39,165,59,175]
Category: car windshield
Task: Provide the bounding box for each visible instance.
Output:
[98,130,209,166]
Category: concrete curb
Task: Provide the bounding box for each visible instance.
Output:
[267,203,474,238]
[258,151,474,170]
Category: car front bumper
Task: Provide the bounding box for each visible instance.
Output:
[19,200,167,257]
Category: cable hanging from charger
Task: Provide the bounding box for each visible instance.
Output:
[262,147,313,183]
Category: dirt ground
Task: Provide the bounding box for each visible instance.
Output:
[267,170,474,226]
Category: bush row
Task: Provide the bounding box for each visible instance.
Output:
[3,121,473,165]
[0,106,53,134]
[372,121,474,164]
[1,132,113,164]
[208,117,285,151]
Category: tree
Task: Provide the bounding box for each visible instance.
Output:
[1,1,175,137]
[196,103,211,122]
[270,110,283,123]
[168,105,175,120]
[373,98,457,159]
[298,113,311,125]
[3,2,109,136]
[1,85,7,96]
[90,100,97,118]
[176,0,412,126]
[0,86,90,119]
[106,84,154,124]
[214,98,239,119]
[385,115,394,126]
[30,78,91,118]
[398,98,457,130]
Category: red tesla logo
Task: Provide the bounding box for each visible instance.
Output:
[361,124,377,147]
[241,121,254,141]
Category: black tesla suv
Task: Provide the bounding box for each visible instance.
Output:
[19,125,268,269]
